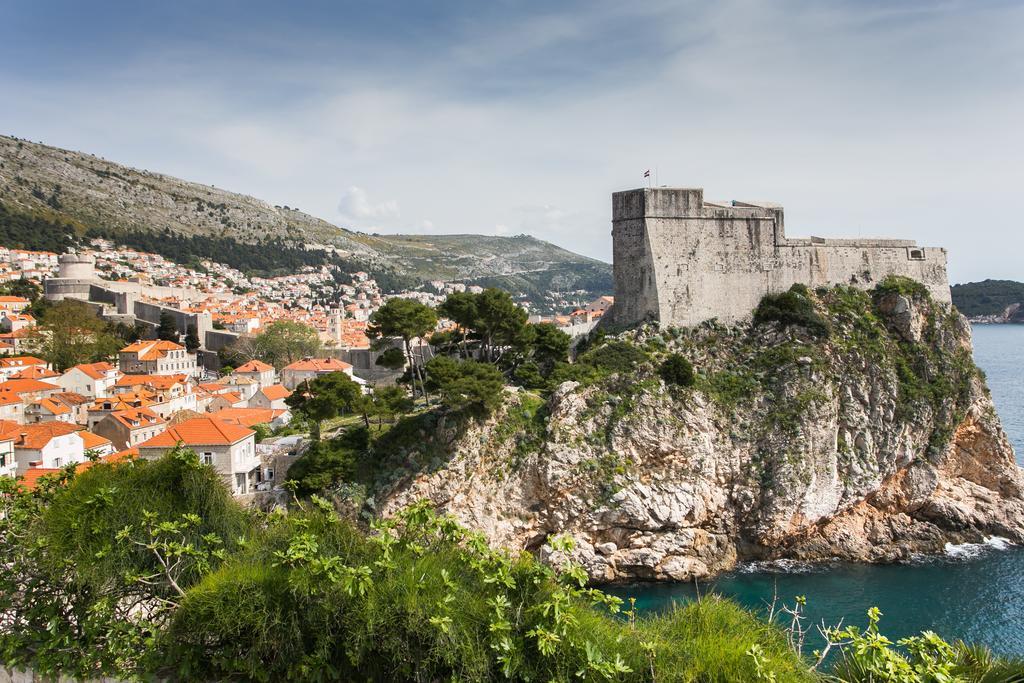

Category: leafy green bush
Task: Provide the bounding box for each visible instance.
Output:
[754,285,831,337]
[660,354,695,387]
[0,448,250,677]
[163,502,814,682]
[875,275,930,299]
[577,340,650,375]
[425,356,506,416]
[286,427,370,495]
[825,607,1024,682]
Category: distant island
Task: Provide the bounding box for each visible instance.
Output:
[951,280,1024,323]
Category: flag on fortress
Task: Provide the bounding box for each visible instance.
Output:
[643,169,650,178]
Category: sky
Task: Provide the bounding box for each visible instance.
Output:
[2,0,1022,283]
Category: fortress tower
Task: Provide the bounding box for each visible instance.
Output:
[57,252,95,280]
[610,187,950,328]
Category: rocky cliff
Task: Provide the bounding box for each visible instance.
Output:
[371,282,1024,582]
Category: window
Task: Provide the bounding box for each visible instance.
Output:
[908,248,925,261]
[201,452,214,466]
[53,457,61,468]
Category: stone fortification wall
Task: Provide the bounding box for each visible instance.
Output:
[611,188,950,328]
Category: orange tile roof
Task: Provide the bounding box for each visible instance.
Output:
[81,431,112,450]
[10,366,59,380]
[119,340,185,360]
[0,356,46,368]
[19,467,66,490]
[33,397,70,415]
[0,378,59,395]
[0,420,82,449]
[283,357,352,372]
[213,392,243,405]
[259,384,291,400]
[109,407,165,430]
[234,360,273,373]
[71,362,117,380]
[0,296,30,303]
[52,391,89,407]
[116,374,187,390]
[137,417,253,448]
[89,392,157,412]
[214,407,282,427]
[18,449,137,490]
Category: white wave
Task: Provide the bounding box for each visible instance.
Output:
[737,559,824,574]
[943,536,1015,559]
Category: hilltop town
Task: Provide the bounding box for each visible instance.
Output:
[0,231,613,496]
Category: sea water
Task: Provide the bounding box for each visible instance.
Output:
[614,324,1024,655]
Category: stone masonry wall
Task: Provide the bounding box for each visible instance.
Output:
[611,188,950,328]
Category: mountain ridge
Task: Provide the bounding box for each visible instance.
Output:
[0,134,611,296]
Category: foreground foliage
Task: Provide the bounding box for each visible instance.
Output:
[0,452,814,681]
[1,449,1021,681]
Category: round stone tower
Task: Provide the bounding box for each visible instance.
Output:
[58,252,96,280]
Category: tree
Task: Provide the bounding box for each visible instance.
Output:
[25,300,123,371]
[368,299,437,404]
[437,291,478,357]
[184,324,201,353]
[374,347,407,371]
[424,356,505,417]
[252,320,321,370]
[286,371,365,440]
[370,385,413,425]
[0,277,40,303]
[530,322,571,375]
[469,288,531,363]
[157,312,178,342]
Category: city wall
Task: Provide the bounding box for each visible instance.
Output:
[610,188,950,328]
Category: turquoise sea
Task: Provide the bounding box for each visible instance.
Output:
[615,324,1024,655]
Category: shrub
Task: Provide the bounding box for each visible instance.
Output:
[754,285,831,337]
[286,427,370,495]
[577,340,649,375]
[425,357,506,417]
[875,275,929,299]
[660,354,695,387]
[162,504,815,682]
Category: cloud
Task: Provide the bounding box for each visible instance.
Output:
[337,186,401,226]
[2,0,1023,280]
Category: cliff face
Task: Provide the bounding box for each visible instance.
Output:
[372,284,1024,582]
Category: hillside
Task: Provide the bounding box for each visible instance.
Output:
[370,283,1024,582]
[951,279,1024,321]
[0,134,611,295]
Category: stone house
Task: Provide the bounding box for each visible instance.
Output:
[118,340,197,377]
[281,357,354,390]
[93,407,167,451]
[137,417,260,496]
[56,362,120,398]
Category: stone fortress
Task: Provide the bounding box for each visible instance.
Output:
[609,187,951,328]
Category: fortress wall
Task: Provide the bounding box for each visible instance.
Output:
[611,188,951,328]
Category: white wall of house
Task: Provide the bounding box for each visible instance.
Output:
[139,434,258,495]
[0,439,15,478]
[236,368,275,389]
[55,367,118,398]
[14,432,84,473]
